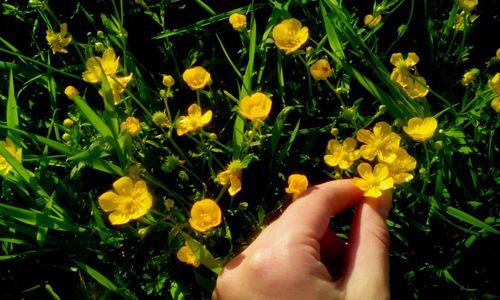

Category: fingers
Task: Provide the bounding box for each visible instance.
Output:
[320,229,347,280]
[343,190,392,299]
[278,179,364,240]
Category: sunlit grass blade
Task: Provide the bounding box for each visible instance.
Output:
[7,69,19,132]
[72,259,136,299]
[0,203,86,233]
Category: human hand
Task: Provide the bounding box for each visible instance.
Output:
[212,179,392,300]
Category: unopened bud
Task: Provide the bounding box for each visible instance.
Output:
[208,133,217,140]
[63,118,74,127]
[97,30,105,38]
[62,133,71,141]
[162,75,175,87]
[95,42,106,52]
[330,127,339,136]
[64,86,79,98]
[433,141,443,150]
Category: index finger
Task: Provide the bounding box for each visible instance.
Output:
[278,179,364,240]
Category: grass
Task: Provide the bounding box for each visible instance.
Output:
[0,0,499,299]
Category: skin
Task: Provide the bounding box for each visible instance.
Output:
[213,179,392,300]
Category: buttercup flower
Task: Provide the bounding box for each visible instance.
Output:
[98,176,153,225]
[121,116,141,136]
[217,160,244,196]
[182,66,212,90]
[46,23,72,54]
[496,48,500,60]
[390,52,428,98]
[489,73,500,92]
[285,174,309,201]
[403,117,438,142]
[310,59,333,81]
[353,163,394,198]
[82,48,120,84]
[382,148,417,184]
[491,97,500,113]
[0,138,22,176]
[176,104,212,136]
[99,74,134,105]
[356,122,401,163]
[390,52,420,71]
[176,244,200,267]
[240,92,272,123]
[188,199,222,232]
[64,86,79,98]
[402,76,429,99]
[324,137,361,169]
[272,18,309,54]
[364,14,382,28]
[162,75,175,87]
[459,0,478,12]
[229,13,247,31]
[461,68,480,86]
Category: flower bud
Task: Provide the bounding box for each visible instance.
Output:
[97,30,105,38]
[63,118,74,127]
[152,111,170,128]
[64,86,79,98]
[94,42,106,52]
[330,127,339,136]
[164,199,175,210]
[208,133,217,140]
[62,133,71,141]
[433,141,444,150]
[162,75,175,87]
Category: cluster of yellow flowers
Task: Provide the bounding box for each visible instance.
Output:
[324,118,437,198]
[389,52,429,99]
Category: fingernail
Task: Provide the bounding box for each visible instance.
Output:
[368,189,393,219]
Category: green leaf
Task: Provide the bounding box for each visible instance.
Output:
[71,95,113,138]
[445,206,500,234]
[7,68,19,132]
[183,234,223,274]
[0,203,87,233]
[73,259,136,299]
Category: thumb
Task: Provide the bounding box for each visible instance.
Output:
[343,190,392,299]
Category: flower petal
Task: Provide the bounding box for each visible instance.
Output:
[113,176,134,196]
[98,191,120,212]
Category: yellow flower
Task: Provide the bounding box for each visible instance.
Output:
[64,86,79,98]
[176,103,212,136]
[364,14,382,28]
[46,23,72,54]
[491,97,500,113]
[188,199,222,232]
[120,116,141,136]
[324,137,361,169]
[240,92,272,123]
[382,148,417,184]
[353,163,394,198]
[356,122,401,163]
[162,75,175,87]
[390,52,420,70]
[82,48,120,84]
[461,68,480,86]
[0,138,22,176]
[285,174,309,201]
[229,13,247,31]
[177,244,200,267]
[98,176,153,225]
[272,18,309,54]
[402,76,429,99]
[496,48,500,60]
[99,74,134,105]
[459,0,478,12]
[217,160,244,196]
[310,59,333,81]
[403,117,438,142]
[489,73,500,93]
[182,66,212,90]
